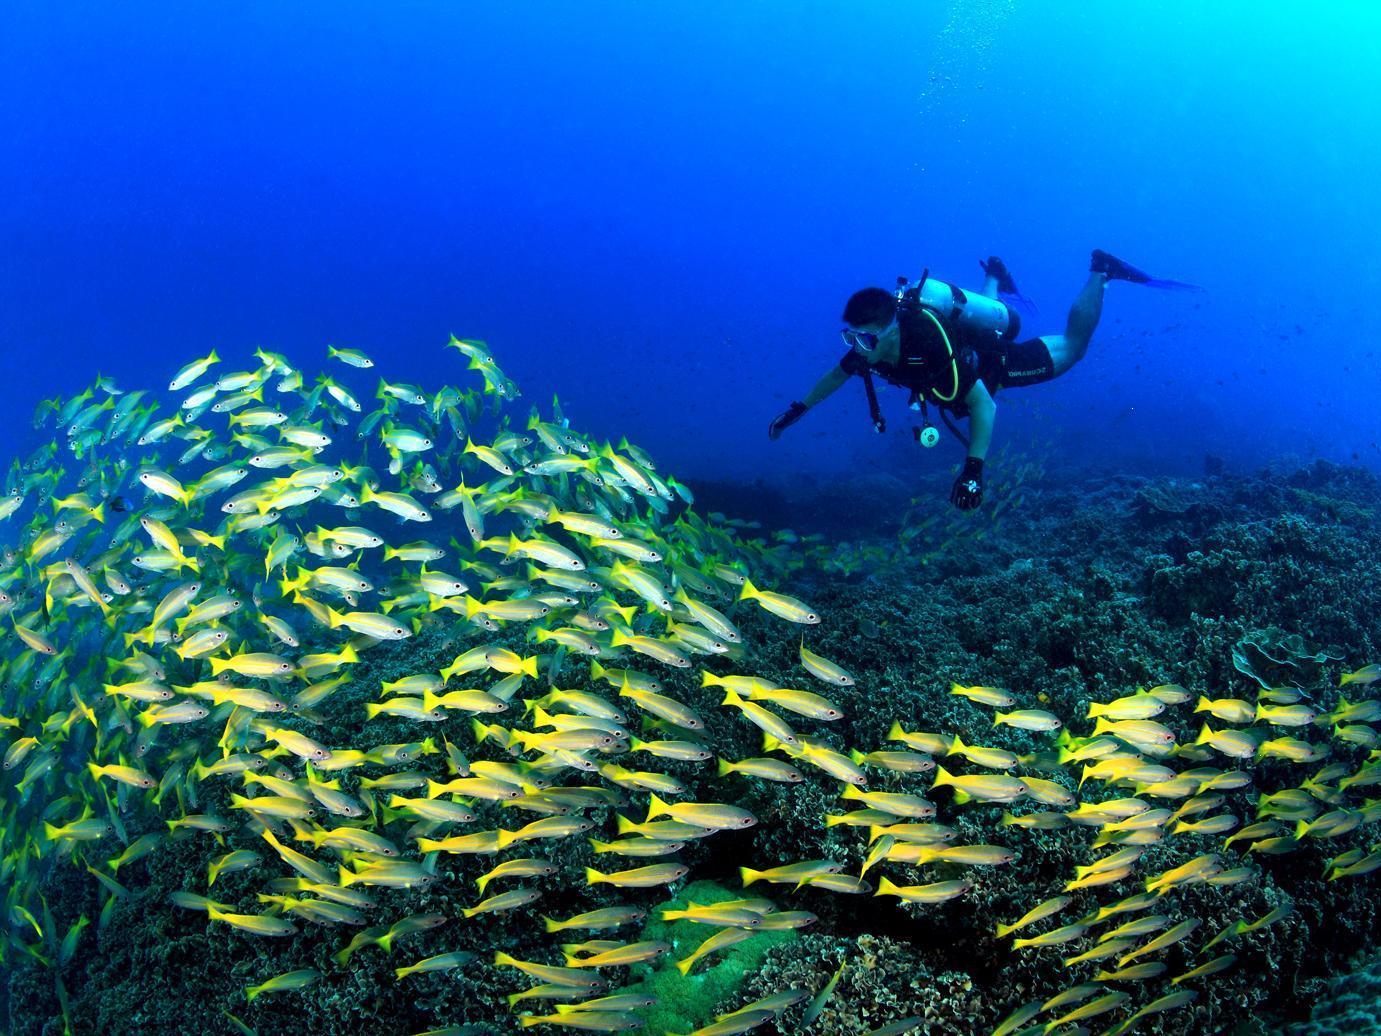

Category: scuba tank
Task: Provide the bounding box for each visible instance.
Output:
[901,275,1021,343]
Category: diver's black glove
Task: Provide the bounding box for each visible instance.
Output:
[950,456,984,510]
[979,256,1019,296]
[768,401,808,440]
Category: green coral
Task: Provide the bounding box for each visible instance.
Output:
[619,880,797,1036]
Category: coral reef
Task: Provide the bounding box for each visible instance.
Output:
[5,426,1381,1036]
[1282,952,1381,1035]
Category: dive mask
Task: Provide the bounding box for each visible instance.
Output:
[839,330,872,356]
[841,328,880,357]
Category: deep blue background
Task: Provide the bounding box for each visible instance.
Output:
[3,2,1379,488]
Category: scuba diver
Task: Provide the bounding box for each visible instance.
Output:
[768,250,1196,510]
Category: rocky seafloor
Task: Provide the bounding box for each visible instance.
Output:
[6,458,1381,1035]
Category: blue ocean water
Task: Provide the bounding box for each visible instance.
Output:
[3,2,1379,488]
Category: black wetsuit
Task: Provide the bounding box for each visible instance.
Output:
[839,296,1056,417]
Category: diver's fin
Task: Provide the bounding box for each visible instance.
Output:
[1091,248,1202,291]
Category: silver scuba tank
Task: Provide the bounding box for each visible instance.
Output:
[901,275,1020,342]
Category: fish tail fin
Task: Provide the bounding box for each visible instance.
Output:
[645,793,669,820]
[739,867,760,887]
[738,578,758,601]
[932,765,953,788]
[583,867,604,886]
[887,720,905,742]
[716,758,733,777]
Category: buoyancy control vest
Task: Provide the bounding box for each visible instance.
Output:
[847,270,1022,437]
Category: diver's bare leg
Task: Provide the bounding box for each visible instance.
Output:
[1043,272,1107,376]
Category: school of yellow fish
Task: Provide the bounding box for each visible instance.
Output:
[2,337,1380,1035]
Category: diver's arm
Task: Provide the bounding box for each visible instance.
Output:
[949,379,996,510]
[803,366,850,408]
[964,379,996,460]
[769,366,850,440]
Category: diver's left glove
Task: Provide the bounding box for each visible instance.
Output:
[979,256,1019,296]
[769,401,808,440]
[950,456,984,510]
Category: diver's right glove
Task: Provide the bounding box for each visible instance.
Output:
[768,401,808,440]
[950,456,985,510]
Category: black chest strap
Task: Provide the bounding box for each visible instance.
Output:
[861,367,885,433]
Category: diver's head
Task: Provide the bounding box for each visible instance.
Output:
[841,287,899,359]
